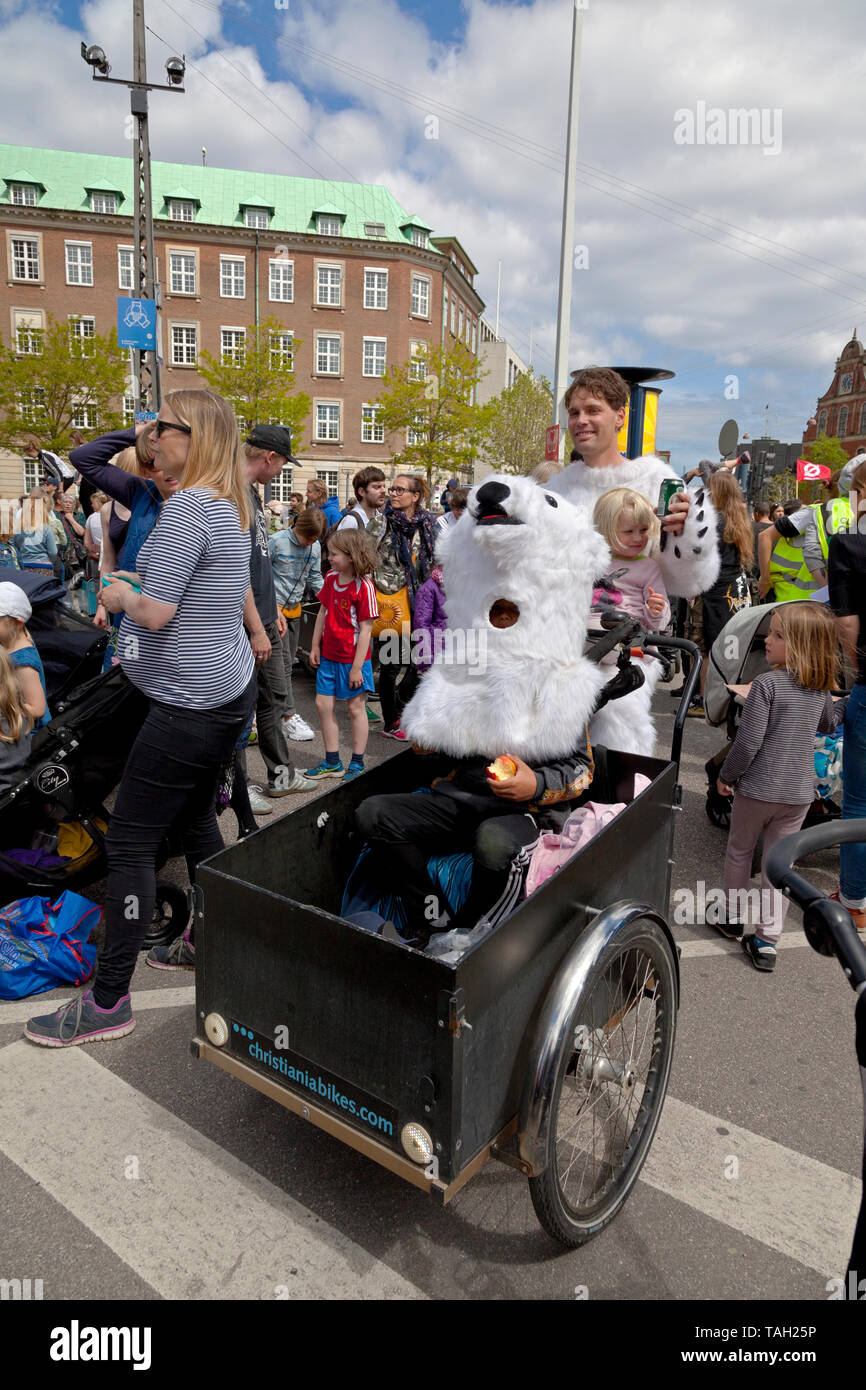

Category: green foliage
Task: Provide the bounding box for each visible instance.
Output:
[478,369,553,475]
[804,432,848,475]
[375,342,488,486]
[198,316,311,443]
[0,314,127,451]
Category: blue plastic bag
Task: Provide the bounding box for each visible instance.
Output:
[0,891,101,999]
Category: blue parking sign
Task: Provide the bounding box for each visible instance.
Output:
[117,297,157,350]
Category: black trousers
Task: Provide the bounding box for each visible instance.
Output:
[356,791,539,934]
[94,678,255,1005]
[376,634,420,730]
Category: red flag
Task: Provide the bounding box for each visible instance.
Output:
[544,425,560,461]
[796,458,831,482]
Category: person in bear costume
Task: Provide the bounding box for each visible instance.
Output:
[547,368,721,755]
[356,474,638,943]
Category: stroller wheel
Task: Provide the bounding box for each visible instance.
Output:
[143,882,190,951]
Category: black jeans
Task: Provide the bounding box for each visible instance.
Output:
[94,679,255,1005]
[376,634,420,730]
[356,791,539,934]
[256,620,294,786]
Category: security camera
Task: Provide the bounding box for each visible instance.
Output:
[81,42,111,76]
[165,56,185,85]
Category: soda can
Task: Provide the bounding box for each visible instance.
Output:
[657,478,683,518]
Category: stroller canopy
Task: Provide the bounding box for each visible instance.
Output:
[704,600,819,728]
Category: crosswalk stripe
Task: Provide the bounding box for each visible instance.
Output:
[677,934,810,958]
[641,1095,861,1279]
[0,985,196,1027]
[0,1042,425,1301]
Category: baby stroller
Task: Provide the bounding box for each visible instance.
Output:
[0,571,187,948]
[703,600,843,831]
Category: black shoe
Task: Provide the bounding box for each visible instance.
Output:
[685,696,705,718]
[713,915,744,941]
[742,933,777,971]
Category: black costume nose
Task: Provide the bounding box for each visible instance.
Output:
[475,480,511,510]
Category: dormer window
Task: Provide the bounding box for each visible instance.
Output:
[244,206,269,229]
[365,222,387,238]
[411,228,428,248]
[169,199,195,222]
[91,192,118,215]
[10,182,38,206]
[317,214,343,237]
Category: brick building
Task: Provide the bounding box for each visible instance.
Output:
[0,143,485,503]
[801,331,866,460]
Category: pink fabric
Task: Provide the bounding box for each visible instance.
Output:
[525,774,652,895]
[610,555,671,631]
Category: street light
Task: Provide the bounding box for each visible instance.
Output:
[80,43,110,75]
[164,56,185,85]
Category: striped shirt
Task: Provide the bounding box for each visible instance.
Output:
[720,668,839,803]
[118,488,253,709]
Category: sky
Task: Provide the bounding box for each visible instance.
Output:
[4,0,866,468]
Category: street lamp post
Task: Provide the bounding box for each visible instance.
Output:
[81,0,185,411]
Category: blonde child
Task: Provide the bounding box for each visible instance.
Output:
[716,603,841,970]
[0,582,50,728]
[0,645,32,794]
[592,487,670,632]
[305,529,380,783]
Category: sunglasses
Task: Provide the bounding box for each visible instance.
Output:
[153,420,192,439]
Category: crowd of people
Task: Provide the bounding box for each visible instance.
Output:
[0,370,863,1047]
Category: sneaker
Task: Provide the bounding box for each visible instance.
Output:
[830,890,866,934]
[24,989,135,1048]
[302,760,345,780]
[269,771,322,794]
[282,713,315,742]
[146,931,195,971]
[342,762,365,782]
[366,704,382,723]
[742,933,777,971]
[381,724,407,741]
[247,784,274,814]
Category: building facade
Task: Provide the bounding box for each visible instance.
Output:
[0,144,484,504]
[801,332,866,461]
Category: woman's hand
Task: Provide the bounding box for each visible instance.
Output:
[489,755,538,801]
[93,602,109,630]
[100,578,131,614]
[108,570,141,587]
[717,778,734,797]
[662,491,689,537]
[249,627,271,664]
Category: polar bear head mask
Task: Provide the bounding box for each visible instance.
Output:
[400,474,611,761]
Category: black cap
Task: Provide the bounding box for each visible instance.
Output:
[245,424,297,462]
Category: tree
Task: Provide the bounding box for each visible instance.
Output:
[801,433,850,503]
[375,341,488,487]
[198,316,311,443]
[478,369,553,475]
[0,314,127,451]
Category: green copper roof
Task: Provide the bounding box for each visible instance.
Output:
[0,143,437,243]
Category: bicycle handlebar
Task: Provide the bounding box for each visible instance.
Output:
[767,821,866,992]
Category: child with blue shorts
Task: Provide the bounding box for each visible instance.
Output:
[306,529,380,783]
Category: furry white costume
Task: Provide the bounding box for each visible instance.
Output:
[549,453,721,756]
[401,474,610,761]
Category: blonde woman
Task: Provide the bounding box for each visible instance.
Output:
[25,390,256,1047]
[694,471,754,705]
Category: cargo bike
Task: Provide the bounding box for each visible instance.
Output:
[192,629,700,1248]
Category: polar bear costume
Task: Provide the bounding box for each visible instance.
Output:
[548,454,721,755]
[401,474,610,761]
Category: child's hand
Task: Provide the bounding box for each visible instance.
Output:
[310,645,321,669]
[348,665,363,689]
[646,588,666,617]
[717,778,734,797]
[489,755,538,801]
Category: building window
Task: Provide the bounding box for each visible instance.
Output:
[409,342,426,382]
[170,251,196,295]
[316,468,339,495]
[458,304,464,340]
[71,400,99,430]
[269,258,294,302]
[65,241,94,286]
[118,245,134,291]
[316,264,342,306]
[14,311,43,354]
[817,409,827,433]
[10,183,37,206]
[407,411,425,446]
[221,328,246,366]
[859,404,866,436]
[411,274,430,318]
[363,268,388,310]
[317,215,343,236]
[471,321,477,353]
[11,237,40,281]
[91,192,117,215]
[365,222,386,238]
[19,387,46,424]
[270,464,294,502]
[270,332,294,371]
[838,406,849,437]
[362,337,386,377]
[315,404,340,441]
[244,207,269,229]
[361,404,384,444]
[123,392,137,426]
[68,316,96,354]
[450,298,457,335]
[220,257,246,298]
[411,228,427,249]
[171,325,198,366]
[23,457,40,492]
[316,334,341,374]
[169,199,195,221]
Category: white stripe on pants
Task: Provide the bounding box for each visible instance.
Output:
[724,793,811,941]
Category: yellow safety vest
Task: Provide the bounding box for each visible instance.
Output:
[813,497,853,559]
[767,530,817,602]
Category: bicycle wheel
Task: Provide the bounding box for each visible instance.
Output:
[528,916,677,1247]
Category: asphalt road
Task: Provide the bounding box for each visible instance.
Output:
[0,663,861,1313]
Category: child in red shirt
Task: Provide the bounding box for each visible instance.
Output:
[306,529,380,782]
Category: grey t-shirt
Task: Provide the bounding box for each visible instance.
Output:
[249,487,277,628]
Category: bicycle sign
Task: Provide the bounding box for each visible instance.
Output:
[117,297,157,350]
